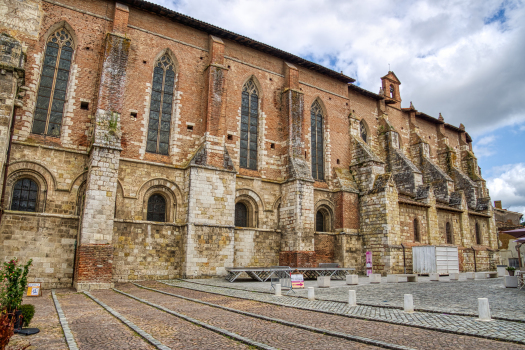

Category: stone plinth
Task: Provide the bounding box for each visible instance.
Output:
[346,274,358,285]
[317,276,330,288]
[369,274,381,283]
[504,276,518,288]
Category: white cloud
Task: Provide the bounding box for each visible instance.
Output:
[487,163,525,215]
[473,135,497,158]
[150,0,525,137]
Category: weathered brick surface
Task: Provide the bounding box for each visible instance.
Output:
[0,0,500,287]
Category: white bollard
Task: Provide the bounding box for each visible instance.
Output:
[317,276,331,288]
[404,294,414,313]
[475,272,487,280]
[346,274,359,285]
[429,273,439,281]
[478,298,491,321]
[369,274,381,283]
[449,273,459,280]
[466,272,475,279]
[348,290,357,306]
[274,283,281,296]
[308,287,315,301]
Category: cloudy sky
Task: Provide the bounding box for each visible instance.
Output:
[151,0,525,215]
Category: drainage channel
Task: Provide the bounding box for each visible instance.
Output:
[127,283,415,350]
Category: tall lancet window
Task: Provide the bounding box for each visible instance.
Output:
[360,120,367,143]
[32,28,74,137]
[311,101,324,180]
[147,54,175,155]
[240,79,259,170]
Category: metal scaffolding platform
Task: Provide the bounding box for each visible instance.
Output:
[225,266,356,283]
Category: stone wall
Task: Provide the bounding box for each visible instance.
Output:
[233,229,280,267]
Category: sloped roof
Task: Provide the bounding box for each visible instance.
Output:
[381,71,401,84]
[120,0,355,83]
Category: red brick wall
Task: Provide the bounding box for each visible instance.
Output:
[74,244,113,283]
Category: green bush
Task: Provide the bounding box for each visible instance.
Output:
[0,258,32,313]
[19,305,35,327]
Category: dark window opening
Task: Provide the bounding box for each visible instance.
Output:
[509,258,520,268]
[80,101,89,110]
[143,60,147,64]
[311,101,324,180]
[240,79,259,170]
[130,112,137,119]
[475,222,482,245]
[235,202,248,227]
[414,218,420,242]
[360,120,367,143]
[146,53,175,155]
[390,85,394,98]
[336,159,340,164]
[32,28,74,137]
[11,178,38,212]
[187,125,193,131]
[270,143,275,149]
[446,222,453,244]
[227,134,233,140]
[147,194,166,222]
[316,211,325,232]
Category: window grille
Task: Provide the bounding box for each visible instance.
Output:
[235,202,248,227]
[311,101,324,180]
[11,178,38,212]
[240,80,258,170]
[147,194,166,222]
[147,54,175,155]
[32,28,74,137]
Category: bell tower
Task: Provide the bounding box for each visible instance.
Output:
[381,71,401,109]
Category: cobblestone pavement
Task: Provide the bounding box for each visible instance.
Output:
[56,289,157,350]
[164,279,525,344]
[186,274,525,321]
[114,283,381,350]
[7,290,68,350]
[140,280,525,350]
[89,288,249,350]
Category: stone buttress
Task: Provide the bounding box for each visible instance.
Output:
[73,3,130,291]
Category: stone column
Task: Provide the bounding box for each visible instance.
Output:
[0,34,24,202]
[279,62,316,267]
[74,3,130,291]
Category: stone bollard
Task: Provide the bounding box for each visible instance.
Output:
[346,274,359,285]
[478,298,491,321]
[348,290,357,306]
[429,273,439,281]
[317,276,331,288]
[504,276,518,288]
[466,272,475,279]
[449,273,459,280]
[404,294,414,313]
[369,274,381,284]
[274,283,281,296]
[308,287,315,301]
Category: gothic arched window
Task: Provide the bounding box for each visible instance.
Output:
[413,218,420,242]
[235,202,248,227]
[147,54,175,155]
[147,194,166,222]
[446,222,453,244]
[360,120,368,143]
[316,211,325,232]
[240,79,259,170]
[311,101,324,180]
[11,178,38,212]
[32,28,74,137]
[475,222,482,245]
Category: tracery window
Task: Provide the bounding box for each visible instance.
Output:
[147,54,175,155]
[475,223,482,245]
[413,218,420,242]
[316,211,325,232]
[147,194,166,222]
[446,222,453,244]
[240,79,259,170]
[311,101,324,180]
[235,202,248,227]
[360,120,367,143]
[32,28,74,137]
[11,178,38,212]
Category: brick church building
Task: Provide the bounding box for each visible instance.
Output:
[0,0,499,290]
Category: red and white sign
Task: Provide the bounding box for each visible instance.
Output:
[291,274,304,288]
